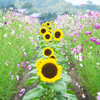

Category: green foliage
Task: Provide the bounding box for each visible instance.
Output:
[41,12,57,22]
[6,3,17,10]
[61,10,69,15]
[28,7,40,15]
[21,2,34,9]
[22,86,46,100]
[0,5,4,9]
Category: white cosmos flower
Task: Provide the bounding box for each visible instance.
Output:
[19,24,22,27]
[90,47,92,49]
[3,17,5,20]
[80,63,83,67]
[0,23,3,27]
[96,63,99,65]
[4,34,7,37]
[8,42,11,45]
[74,53,78,59]
[86,10,89,12]
[11,30,15,34]
[82,94,86,98]
[79,57,83,61]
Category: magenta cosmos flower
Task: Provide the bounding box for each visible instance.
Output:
[19,88,25,97]
[21,62,26,70]
[88,11,92,16]
[85,31,91,35]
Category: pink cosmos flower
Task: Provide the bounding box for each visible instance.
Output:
[96,92,100,100]
[69,43,71,46]
[82,4,85,7]
[9,71,11,75]
[86,40,88,43]
[97,50,99,56]
[17,64,19,68]
[88,11,92,16]
[16,75,19,80]
[93,12,99,18]
[73,38,77,42]
[24,52,27,57]
[81,48,83,53]
[19,88,25,97]
[23,49,25,52]
[82,56,85,60]
[21,62,26,70]
[11,75,14,80]
[27,65,32,70]
[85,31,91,35]
[76,59,79,65]
[4,21,7,25]
[81,44,84,47]
[26,61,29,64]
[10,7,13,10]
[95,24,100,29]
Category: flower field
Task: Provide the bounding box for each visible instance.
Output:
[0,11,40,100]
[0,10,100,100]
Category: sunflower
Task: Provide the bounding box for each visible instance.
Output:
[54,29,63,41]
[41,23,45,27]
[43,32,52,41]
[48,26,53,32]
[43,47,54,56]
[39,27,47,35]
[37,58,62,83]
[46,22,51,27]
[36,58,44,70]
[49,54,56,59]
[51,20,53,23]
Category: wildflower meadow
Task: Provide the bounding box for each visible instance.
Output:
[0,9,100,100]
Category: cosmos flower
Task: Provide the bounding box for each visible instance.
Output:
[19,88,25,97]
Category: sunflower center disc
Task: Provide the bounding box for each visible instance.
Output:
[51,56,55,59]
[45,49,51,56]
[55,32,60,38]
[42,63,57,78]
[45,34,50,39]
[41,29,46,33]
[47,23,50,25]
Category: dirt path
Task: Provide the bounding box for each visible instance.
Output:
[67,62,94,100]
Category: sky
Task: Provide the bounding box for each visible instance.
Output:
[65,0,100,5]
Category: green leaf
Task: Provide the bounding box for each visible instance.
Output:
[57,60,69,69]
[60,92,78,100]
[27,68,37,75]
[61,74,71,83]
[30,64,36,67]
[54,95,67,100]
[22,86,46,100]
[48,79,66,93]
[26,76,39,86]
[33,51,37,55]
[53,98,58,100]
[67,84,73,88]
[40,82,47,89]
[67,89,75,95]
